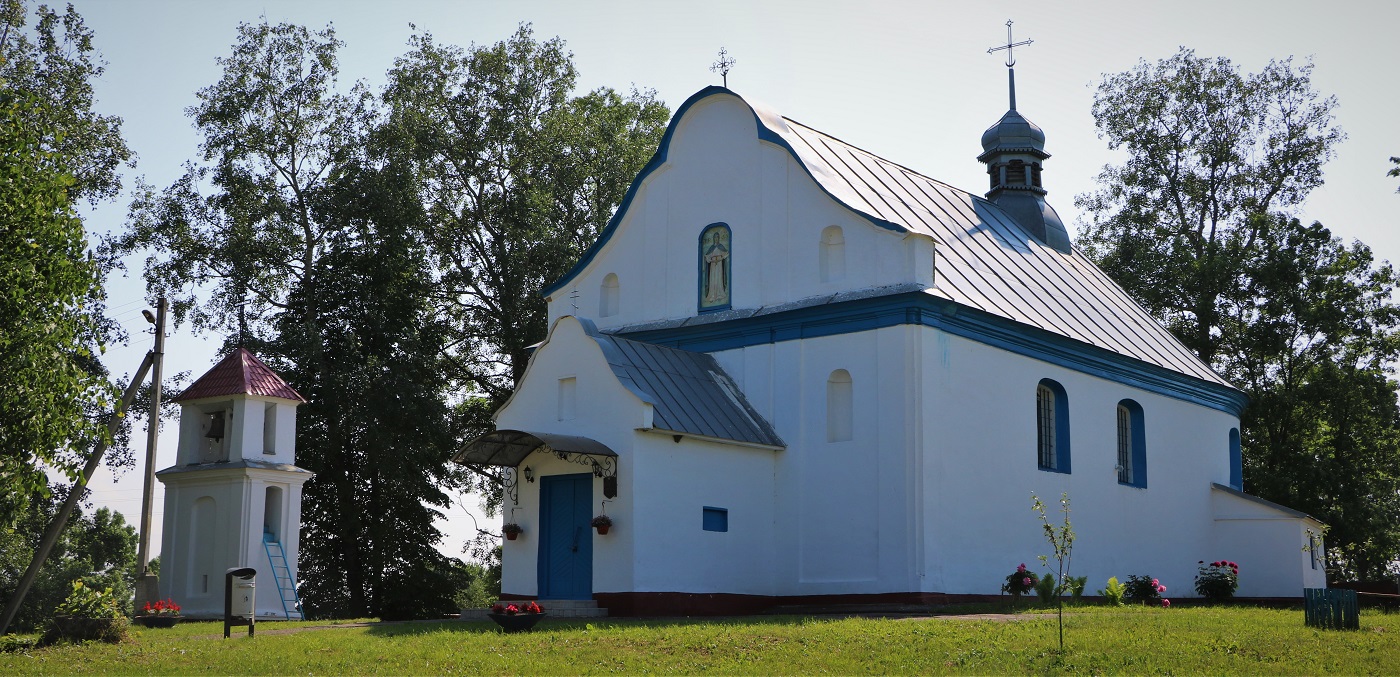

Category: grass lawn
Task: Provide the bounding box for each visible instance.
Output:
[0,606,1394,674]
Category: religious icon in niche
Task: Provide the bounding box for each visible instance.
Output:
[699,224,731,310]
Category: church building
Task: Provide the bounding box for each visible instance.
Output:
[457,71,1325,614]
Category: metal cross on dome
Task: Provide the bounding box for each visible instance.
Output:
[710,47,736,88]
[986,19,1033,67]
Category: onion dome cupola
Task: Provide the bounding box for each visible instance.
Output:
[978,23,1071,253]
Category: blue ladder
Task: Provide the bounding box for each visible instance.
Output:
[263,531,304,620]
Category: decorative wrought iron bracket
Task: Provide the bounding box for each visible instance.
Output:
[541,445,619,498]
[503,466,520,506]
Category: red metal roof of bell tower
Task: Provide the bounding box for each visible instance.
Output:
[174,348,306,403]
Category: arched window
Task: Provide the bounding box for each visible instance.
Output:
[819,226,845,283]
[1229,428,1242,490]
[599,273,620,318]
[826,369,853,442]
[1116,399,1146,488]
[1036,379,1070,473]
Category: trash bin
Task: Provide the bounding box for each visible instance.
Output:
[224,567,257,638]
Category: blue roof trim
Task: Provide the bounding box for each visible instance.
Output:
[541,86,906,298]
[615,293,1248,417]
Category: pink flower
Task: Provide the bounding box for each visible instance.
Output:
[1162,599,1171,608]
[1157,584,1167,593]
[1151,578,1160,587]
[1017,564,1027,572]
[1022,577,1032,587]
[1228,561,1237,568]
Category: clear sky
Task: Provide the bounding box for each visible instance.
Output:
[63,0,1400,564]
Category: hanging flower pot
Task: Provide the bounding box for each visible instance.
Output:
[591,514,612,535]
[502,523,523,541]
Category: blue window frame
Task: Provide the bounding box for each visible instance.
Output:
[702,506,728,532]
[1228,428,1242,490]
[1116,399,1147,488]
[1036,379,1071,473]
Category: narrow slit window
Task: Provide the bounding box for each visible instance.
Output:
[1037,384,1055,469]
[827,370,853,442]
[1117,405,1132,483]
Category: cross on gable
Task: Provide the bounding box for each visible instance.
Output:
[710,47,736,88]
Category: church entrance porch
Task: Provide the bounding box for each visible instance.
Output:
[538,473,594,600]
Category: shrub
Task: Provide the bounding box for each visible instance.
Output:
[1036,573,1058,602]
[43,581,128,644]
[1099,576,1126,606]
[1124,574,1167,605]
[1194,560,1240,601]
[1068,575,1088,602]
[1003,563,1039,597]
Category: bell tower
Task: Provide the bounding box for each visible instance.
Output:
[979,21,1071,253]
[155,348,313,620]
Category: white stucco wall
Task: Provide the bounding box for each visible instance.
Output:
[919,328,1228,596]
[545,93,932,332]
[160,394,309,619]
[494,317,642,598]
[494,89,1321,604]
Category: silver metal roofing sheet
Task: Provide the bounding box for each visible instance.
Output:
[759,109,1229,388]
[590,329,785,448]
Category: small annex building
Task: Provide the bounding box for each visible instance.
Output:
[456,77,1326,614]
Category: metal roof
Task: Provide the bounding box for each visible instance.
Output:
[156,459,313,476]
[455,430,618,467]
[1211,483,1322,523]
[174,348,306,402]
[746,96,1231,389]
[580,320,784,448]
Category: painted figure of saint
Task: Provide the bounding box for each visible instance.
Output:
[702,228,730,307]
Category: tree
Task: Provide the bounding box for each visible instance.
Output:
[1390,156,1399,193]
[1080,49,1400,580]
[1077,47,1343,365]
[1232,217,1400,580]
[111,21,463,619]
[0,485,137,631]
[0,0,131,528]
[1032,492,1075,652]
[381,24,669,512]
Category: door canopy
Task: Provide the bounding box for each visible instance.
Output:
[455,429,619,503]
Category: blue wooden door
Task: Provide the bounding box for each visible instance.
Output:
[538,473,593,599]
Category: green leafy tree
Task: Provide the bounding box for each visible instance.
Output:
[1232,217,1400,580]
[0,0,133,527]
[0,486,137,631]
[1389,156,1399,192]
[111,21,462,620]
[1078,47,1343,365]
[381,24,669,509]
[1080,49,1400,580]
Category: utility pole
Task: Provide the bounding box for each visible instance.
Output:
[0,351,155,636]
[135,297,166,607]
